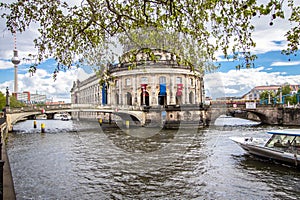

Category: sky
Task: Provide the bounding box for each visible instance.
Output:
[0,2,300,102]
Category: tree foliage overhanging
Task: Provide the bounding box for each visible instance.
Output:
[1,0,299,74]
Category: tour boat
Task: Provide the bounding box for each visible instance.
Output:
[230,129,300,167]
[53,113,72,120]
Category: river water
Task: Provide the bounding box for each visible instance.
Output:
[6,116,300,200]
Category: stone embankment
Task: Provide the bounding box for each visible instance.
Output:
[0,117,16,200]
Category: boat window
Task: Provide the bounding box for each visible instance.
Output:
[266,135,285,147]
[266,135,295,148]
[281,136,295,146]
[292,136,300,147]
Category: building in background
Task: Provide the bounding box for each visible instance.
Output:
[13,91,47,104]
[242,85,281,100]
[242,84,300,101]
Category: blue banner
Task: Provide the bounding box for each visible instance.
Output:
[160,84,166,96]
[102,83,107,105]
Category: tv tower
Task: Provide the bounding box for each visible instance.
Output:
[11,30,20,93]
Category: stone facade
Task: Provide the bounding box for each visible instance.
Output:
[70,49,207,128]
[71,49,205,109]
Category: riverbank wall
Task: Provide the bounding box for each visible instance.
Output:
[0,118,16,200]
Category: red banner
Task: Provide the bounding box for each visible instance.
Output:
[176,84,183,96]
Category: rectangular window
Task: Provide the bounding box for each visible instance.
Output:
[159,76,166,84]
[190,78,193,86]
[141,77,148,84]
[176,77,182,84]
[125,78,131,86]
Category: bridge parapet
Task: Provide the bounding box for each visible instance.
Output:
[8,104,72,113]
[71,104,98,109]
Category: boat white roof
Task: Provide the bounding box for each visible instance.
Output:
[267,129,300,136]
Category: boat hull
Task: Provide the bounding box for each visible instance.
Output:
[230,137,300,167]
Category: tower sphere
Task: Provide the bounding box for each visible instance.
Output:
[12,49,20,65]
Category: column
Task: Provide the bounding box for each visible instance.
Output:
[184,75,188,104]
[169,74,175,104]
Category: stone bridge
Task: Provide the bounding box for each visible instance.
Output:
[3,104,146,131]
[241,106,300,125]
[2,103,300,132]
[209,103,300,126]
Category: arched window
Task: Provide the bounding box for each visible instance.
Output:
[141,91,150,106]
[158,91,167,106]
[115,93,119,105]
[126,92,132,105]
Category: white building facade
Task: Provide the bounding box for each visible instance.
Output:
[71,49,205,109]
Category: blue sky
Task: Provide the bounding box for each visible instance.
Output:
[216,51,300,75]
[1,49,299,101]
[204,50,300,98]
[0,1,300,101]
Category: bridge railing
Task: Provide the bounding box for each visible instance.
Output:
[71,104,98,109]
[7,104,72,113]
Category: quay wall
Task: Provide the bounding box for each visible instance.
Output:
[144,109,208,128]
[71,109,209,129]
[279,107,300,126]
[0,118,16,199]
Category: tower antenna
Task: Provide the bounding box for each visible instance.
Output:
[11,26,20,93]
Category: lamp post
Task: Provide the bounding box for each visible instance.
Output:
[3,87,10,119]
[5,87,9,107]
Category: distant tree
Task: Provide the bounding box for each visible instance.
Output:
[281,84,291,95]
[260,90,275,104]
[9,96,25,108]
[296,89,300,104]
[1,0,299,76]
[0,92,5,111]
[277,84,295,104]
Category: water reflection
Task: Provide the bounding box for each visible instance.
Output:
[6,117,300,199]
[103,128,176,153]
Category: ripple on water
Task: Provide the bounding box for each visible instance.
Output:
[6,118,300,199]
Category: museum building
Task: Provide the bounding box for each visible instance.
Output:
[71,49,205,110]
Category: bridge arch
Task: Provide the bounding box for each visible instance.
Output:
[112,112,142,126]
[242,110,270,124]
[207,107,268,125]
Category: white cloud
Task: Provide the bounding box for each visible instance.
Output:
[204,67,300,99]
[0,67,93,103]
[271,61,300,66]
[76,68,92,81]
[0,59,13,69]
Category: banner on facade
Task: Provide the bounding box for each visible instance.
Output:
[159,84,166,96]
[176,84,183,96]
